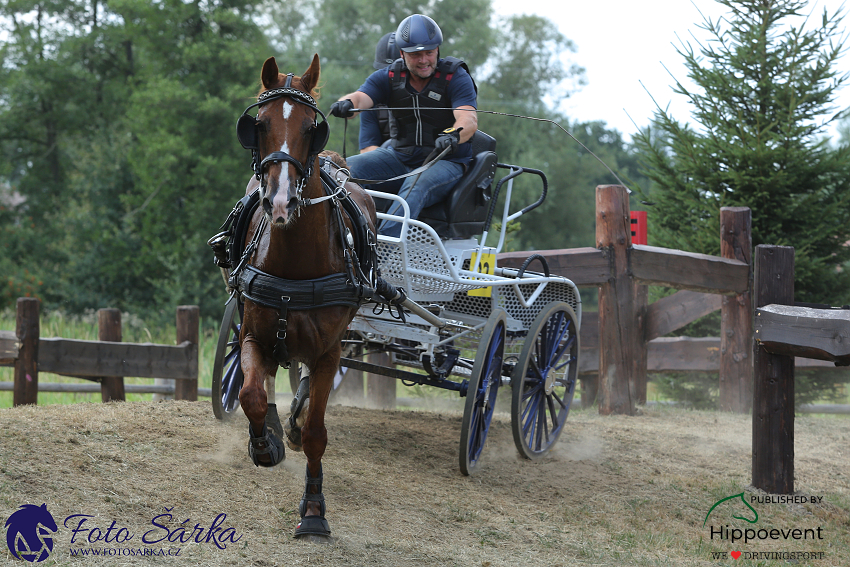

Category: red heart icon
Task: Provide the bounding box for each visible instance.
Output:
[730,551,742,559]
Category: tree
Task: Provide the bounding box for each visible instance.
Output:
[633,0,850,303]
[0,0,270,319]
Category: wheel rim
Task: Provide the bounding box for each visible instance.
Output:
[212,298,244,420]
[460,309,507,475]
[512,303,578,459]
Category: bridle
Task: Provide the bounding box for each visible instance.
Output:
[236,73,331,218]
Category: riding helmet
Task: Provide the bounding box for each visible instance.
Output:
[395,14,443,52]
[373,32,399,69]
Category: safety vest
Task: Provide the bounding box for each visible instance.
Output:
[387,57,474,156]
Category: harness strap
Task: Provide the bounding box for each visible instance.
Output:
[237,267,370,310]
[273,296,291,368]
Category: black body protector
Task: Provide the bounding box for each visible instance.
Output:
[387,56,473,157]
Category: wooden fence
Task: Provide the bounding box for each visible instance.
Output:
[499,185,847,417]
[1,299,201,405]
[750,244,850,494]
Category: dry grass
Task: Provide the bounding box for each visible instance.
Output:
[0,400,848,566]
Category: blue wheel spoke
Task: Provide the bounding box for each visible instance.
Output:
[545,320,570,368]
[547,394,560,429]
[550,335,575,369]
[535,395,547,450]
[521,381,543,403]
[552,390,567,409]
[554,353,576,371]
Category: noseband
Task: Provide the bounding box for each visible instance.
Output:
[236,74,331,217]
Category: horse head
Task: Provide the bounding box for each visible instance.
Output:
[252,55,328,226]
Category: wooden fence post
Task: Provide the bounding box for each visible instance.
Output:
[634,283,648,405]
[752,245,795,494]
[174,305,199,401]
[720,207,753,412]
[367,352,396,409]
[596,185,641,415]
[98,309,125,402]
[13,298,39,406]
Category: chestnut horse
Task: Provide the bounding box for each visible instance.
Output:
[236,55,377,540]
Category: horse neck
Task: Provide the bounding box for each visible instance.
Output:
[261,169,345,279]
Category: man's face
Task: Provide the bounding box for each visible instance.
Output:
[401,49,438,80]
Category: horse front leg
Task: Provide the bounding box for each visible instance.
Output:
[240,336,285,467]
[294,351,337,540]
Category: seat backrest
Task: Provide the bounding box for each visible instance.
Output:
[419,131,497,239]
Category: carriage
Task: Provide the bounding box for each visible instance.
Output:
[210,124,582,476]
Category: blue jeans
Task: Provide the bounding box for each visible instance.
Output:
[347,148,464,237]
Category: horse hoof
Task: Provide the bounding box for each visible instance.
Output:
[295,533,333,544]
[248,424,285,467]
[294,516,332,542]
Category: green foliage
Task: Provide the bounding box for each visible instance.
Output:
[652,368,850,409]
[652,372,719,410]
[0,0,269,321]
[633,0,850,304]
[0,0,638,320]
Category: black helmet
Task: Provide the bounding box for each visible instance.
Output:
[373,32,398,70]
[395,14,442,53]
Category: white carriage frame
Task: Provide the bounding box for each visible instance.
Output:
[347,170,582,359]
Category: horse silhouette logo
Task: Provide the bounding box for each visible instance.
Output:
[4,504,58,562]
[703,492,759,527]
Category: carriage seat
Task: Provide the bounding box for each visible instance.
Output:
[419,131,497,240]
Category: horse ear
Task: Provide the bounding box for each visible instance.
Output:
[261,57,280,89]
[301,54,321,94]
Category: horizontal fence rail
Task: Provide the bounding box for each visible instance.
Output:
[755,304,850,365]
[36,338,197,380]
[2,300,200,406]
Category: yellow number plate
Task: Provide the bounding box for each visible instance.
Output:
[468,252,495,297]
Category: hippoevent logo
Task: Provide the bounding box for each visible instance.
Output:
[4,504,242,561]
[704,492,827,561]
[5,504,57,562]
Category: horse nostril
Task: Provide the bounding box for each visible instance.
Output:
[262,197,273,217]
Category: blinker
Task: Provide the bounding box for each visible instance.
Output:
[236,114,260,150]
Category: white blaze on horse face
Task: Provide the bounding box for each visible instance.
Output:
[282,101,294,120]
[271,139,294,224]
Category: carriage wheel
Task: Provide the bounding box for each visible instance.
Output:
[510,302,579,460]
[459,308,507,476]
[212,296,244,420]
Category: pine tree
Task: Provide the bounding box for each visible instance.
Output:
[633,0,850,303]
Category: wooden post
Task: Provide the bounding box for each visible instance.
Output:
[366,352,396,409]
[633,283,648,405]
[596,185,639,415]
[579,311,599,408]
[98,309,125,402]
[720,207,753,412]
[752,245,795,494]
[174,305,199,401]
[13,298,39,406]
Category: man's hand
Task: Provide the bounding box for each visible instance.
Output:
[434,127,463,155]
[330,99,355,118]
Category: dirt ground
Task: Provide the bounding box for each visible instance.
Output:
[1,399,848,566]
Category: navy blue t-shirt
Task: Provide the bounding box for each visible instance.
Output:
[357,61,478,165]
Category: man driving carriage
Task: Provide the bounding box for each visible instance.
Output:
[330,13,478,237]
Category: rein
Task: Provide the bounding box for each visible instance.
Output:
[348,105,632,192]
